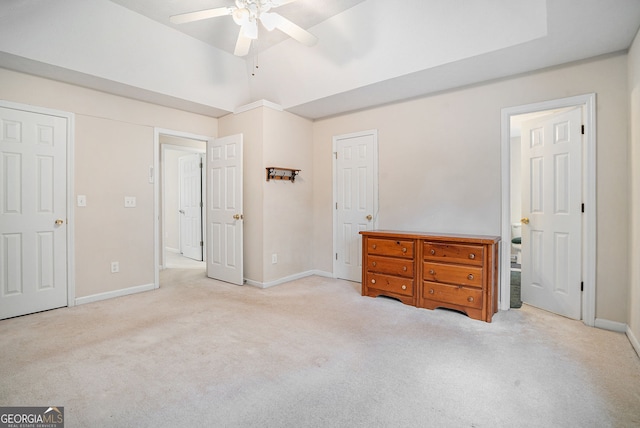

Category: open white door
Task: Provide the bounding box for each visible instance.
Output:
[521,107,582,319]
[0,106,69,319]
[206,134,243,285]
[179,153,204,261]
[334,130,378,282]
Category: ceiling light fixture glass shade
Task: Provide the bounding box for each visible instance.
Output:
[232,7,250,25]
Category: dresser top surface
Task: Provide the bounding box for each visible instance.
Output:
[360,230,500,244]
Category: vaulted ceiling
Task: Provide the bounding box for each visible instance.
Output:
[1,0,639,120]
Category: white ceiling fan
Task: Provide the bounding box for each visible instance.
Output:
[170,0,318,57]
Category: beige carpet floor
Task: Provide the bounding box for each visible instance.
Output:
[1,268,639,427]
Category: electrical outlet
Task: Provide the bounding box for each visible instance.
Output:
[111,261,119,273]
[272,253,277,264]
[124,196,136,208]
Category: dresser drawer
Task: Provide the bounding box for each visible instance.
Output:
[423,242,484,266]
[423,281,483,310]
[367,255,414,277]
[423,261,483,288]
[366,272,414,297]
[368,238,414,258]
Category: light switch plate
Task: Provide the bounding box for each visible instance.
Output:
[77,195,87,207]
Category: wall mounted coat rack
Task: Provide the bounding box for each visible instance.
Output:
[266,167,301,183]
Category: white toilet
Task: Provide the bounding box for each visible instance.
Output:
[511,223,522,265]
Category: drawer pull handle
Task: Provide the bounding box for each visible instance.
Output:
[430,249,436,255]
[371,279,376,284]
[372,244,377,249]
[402,247,407,253]
[403,266,407,271]
[429,289,434,294]
[469,253,476,260]
[429,269,435,275]
[372,261,377,267]
[467,274,474,280]
[401,285,407,290]
[468,296,474,303]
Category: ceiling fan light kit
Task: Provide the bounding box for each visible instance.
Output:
[170,0,317,57]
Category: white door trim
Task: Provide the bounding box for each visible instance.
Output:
[0,100,76,308]
[154,128,211,288]
[500,93,596,326]
[332,129,379,280]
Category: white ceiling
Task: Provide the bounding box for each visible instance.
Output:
[1,0,639,120]
[108,0,368,56]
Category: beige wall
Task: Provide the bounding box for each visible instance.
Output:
[1,50,635,326]
[219,107,314,284]
[629,30,640,343]
[262,108,314,282]
[0,68,217,299]
[313,54,630,323]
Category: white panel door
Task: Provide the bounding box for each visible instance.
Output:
[206,134,243,285]
[521,107,582,319]
[334,130,378,282]
[179,153,203,261]
[0,106,68,319]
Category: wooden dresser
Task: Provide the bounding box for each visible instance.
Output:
[361,231,500,322]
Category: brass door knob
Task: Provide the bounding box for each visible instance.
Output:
[521,217,530,224]
[233,214,243,220]
[366,214,373,221]
[55,219,64,225]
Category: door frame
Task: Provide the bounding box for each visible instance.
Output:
[0,100,76,308]
[500,93,596,326]
[332,129,379,280]
[154,128,211,287]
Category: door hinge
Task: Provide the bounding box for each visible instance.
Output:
[581,125,585,135]
[336,253,338,260]
[199,161,203,168]
[200,201,203,208]
[334,152,338,159]
[581,281,584,291]
[581,203,585,213]
[200,241,204,247]
[336,202,338,209]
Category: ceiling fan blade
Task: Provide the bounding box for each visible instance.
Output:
[170,7,231,25]
[234,31,252,56]
[268,13,317,46]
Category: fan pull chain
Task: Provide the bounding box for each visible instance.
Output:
[252,47,260,76]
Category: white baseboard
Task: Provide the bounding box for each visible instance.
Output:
[594,318,628,333]
[245,270,335,288]
[75,283,156,305]
[627,326,640,357]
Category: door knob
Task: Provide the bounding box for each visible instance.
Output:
[55,219,64,225]
[179,209,185,214]
[233,214,243,220]
[366,214,373,221]
[521,217,530,224]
